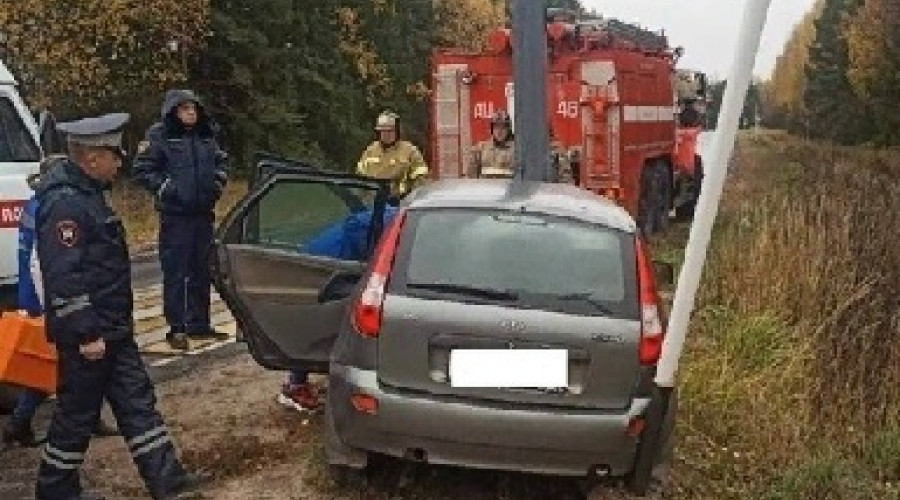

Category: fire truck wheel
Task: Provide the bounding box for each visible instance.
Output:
[653,163,672,233]
[638,168,659,236]
[674,159,703,221]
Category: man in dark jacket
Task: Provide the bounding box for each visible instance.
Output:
[34,112,206,500]
[133,90,229,350]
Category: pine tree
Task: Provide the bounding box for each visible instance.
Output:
[803,0,867,144]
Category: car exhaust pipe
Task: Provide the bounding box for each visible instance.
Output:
[591,464,612,478]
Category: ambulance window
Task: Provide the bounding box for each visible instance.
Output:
[0,97,40,162]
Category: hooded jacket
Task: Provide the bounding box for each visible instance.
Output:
[34,159,134,345]
[132,89,228,215]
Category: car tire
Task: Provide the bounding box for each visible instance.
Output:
[328,463,367,490]
[626,386,668,496]
[638,167,658,236]
[654,162,672,233]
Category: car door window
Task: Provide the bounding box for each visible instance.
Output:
[0,97,40,162]
[241,179,378,260]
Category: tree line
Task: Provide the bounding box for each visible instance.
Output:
[762,0,900,146]
[0,0,508,173]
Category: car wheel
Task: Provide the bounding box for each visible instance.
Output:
[654,162,672,233]
[328,463,367,490]
[626,387,668,496]
[638,168,658,236]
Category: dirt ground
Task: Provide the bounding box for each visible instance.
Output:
[1,352,666,500]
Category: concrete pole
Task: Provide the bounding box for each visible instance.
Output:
[511,0,550,182]
[655,0,774,388]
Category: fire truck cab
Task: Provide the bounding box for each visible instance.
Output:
[428,9,707,235]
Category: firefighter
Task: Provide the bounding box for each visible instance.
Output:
[2,158,118,450]
[356,110,429,202]
[550,126,575,184]
[133,89,230,350]
[469,110,515,179]
[33,113,206,500]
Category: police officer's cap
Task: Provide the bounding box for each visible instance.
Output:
[56,112,130,158]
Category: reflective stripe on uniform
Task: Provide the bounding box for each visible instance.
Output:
[52,294,91,318]
[128,425,171,458]
[157,179,171,199]
[409,164,429,179]
[42,444,85,470]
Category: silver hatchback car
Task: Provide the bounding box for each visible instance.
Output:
[212,160,676,496]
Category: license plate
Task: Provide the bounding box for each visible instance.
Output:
[448,349,568,388]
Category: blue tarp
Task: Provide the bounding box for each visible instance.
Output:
[302,206,399,261]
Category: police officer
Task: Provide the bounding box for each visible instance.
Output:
[357,110,429,201]
[469,110,515,179]
[2,157,118,450]
[133,90,229,350]
[33,113,206,500]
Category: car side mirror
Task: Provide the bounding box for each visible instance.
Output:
[653,260,675,286]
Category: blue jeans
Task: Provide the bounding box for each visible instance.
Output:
[288,371,308,387]
[10,387,49,426]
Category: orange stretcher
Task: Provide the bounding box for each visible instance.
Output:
[0,312,57,394]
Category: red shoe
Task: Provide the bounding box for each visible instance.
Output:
[277,383,321,413]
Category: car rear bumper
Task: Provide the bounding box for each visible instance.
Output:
[328,364,650,477]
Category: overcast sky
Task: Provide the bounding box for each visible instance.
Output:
[581,0,818,80]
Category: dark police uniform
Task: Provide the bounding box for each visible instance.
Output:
[133,90,228,348]
[34,113,203,500]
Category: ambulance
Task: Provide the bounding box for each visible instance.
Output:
[0,59,53,289]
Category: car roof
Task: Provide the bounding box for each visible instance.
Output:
[403,179,637,233]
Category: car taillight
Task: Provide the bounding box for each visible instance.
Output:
[636,237,664,365]
[352,209,407,338]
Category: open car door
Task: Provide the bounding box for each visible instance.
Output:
[212,162,389,371]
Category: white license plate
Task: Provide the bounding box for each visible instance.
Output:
[448,349,568,388]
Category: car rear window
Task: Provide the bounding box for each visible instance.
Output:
[390,208,639,319]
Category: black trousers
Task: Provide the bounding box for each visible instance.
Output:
[35,338,186,500]
[159,213,214,335]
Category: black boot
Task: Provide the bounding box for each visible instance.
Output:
[160,471,213,499]
[2,418,43,448]
[167,331,189,350]
[70,492,107,500]
[189,328,229,341]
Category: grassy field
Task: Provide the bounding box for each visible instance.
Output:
[652,130,900,500]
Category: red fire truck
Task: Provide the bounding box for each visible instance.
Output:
[428,9,708,234]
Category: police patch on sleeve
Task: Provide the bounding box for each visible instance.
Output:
[57,220,80,247]
[137,140,150,155]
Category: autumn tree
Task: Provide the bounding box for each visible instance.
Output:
[434,0,507,52]
[0,0,209,117]
[762,2,822,132]
[844,0,900,144]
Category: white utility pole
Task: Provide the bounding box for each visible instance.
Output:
[655,0,773,388]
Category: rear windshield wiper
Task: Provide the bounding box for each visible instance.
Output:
[406,282,520,301]
[554,292,616,315]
